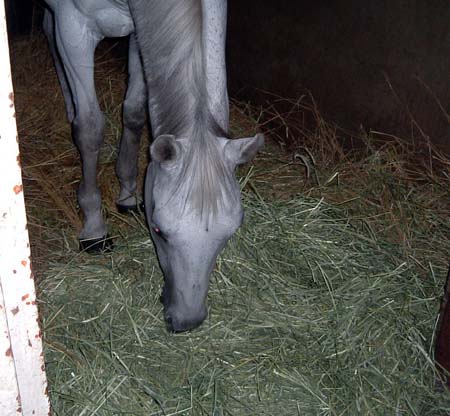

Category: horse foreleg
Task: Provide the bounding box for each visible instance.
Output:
[116,33,147,213]
[53,5,108,250]
[43,9,75,123]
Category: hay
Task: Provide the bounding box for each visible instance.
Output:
[10,31,450,415]
[40,193,449,415]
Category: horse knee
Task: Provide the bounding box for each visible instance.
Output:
[123,96,146,133]
[72,110,105,151]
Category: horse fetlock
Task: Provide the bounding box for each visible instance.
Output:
[78,185,102,209]
[79,215,107,241]
[77,187,106,239]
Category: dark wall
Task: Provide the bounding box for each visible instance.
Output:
[7,0,450,147]
[5,0,37,35]
[227,0,450,147]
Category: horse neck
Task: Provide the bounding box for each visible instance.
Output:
[128,0,229,139]
[128,0,204,137]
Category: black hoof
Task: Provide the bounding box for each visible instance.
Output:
[79,235,113,253]
[116,201,145,214]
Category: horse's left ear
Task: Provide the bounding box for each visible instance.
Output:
[223,134,264,167]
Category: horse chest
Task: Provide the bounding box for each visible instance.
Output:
[50,0,135,38]
[94,4,135,38]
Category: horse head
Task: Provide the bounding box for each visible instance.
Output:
[145,133,263,332]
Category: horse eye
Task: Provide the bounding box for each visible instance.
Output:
[151,223,167,241]
[151,223,161,234]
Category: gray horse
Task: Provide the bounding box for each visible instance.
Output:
[43,0,263,332]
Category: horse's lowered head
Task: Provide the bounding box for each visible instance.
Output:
[145,132,264,332]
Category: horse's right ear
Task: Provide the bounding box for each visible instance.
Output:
[150,135,182,166]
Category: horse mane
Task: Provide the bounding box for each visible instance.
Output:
[129,0,236,218]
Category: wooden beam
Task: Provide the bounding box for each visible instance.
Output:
[0,1,51,414]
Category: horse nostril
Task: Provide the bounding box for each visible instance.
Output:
[160,284,169,306]
[166,315,174,331]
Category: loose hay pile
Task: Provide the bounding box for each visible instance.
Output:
[40,194,448,415]
[10,33,450,415]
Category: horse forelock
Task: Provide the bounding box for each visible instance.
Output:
[172,123,237,220]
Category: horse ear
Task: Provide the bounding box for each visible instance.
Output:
[150,134,182,165]
[224,134,264,167]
